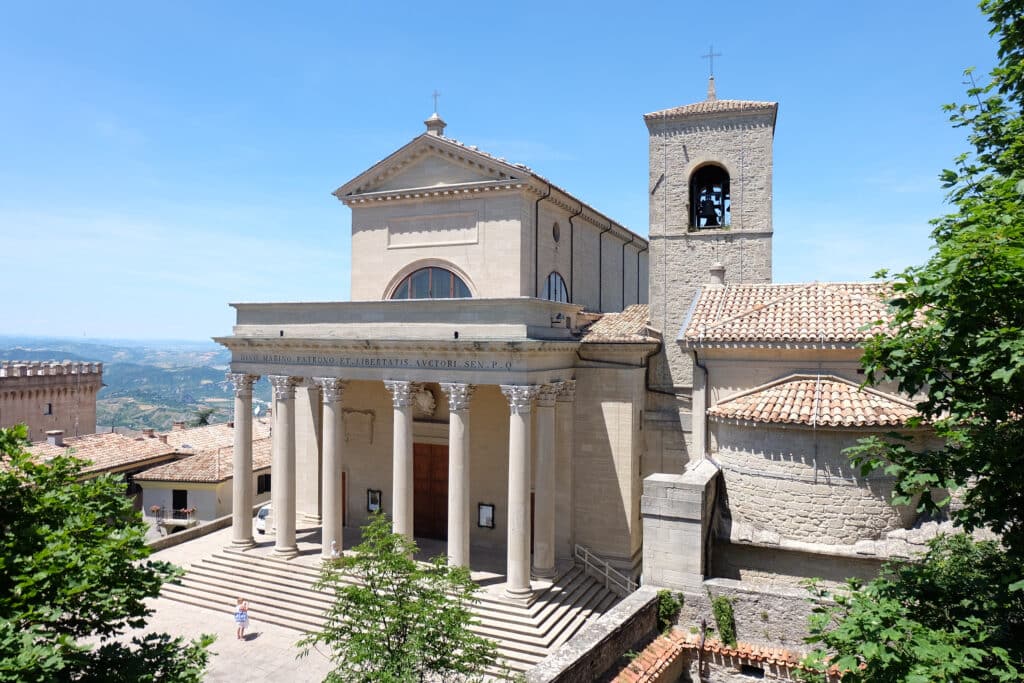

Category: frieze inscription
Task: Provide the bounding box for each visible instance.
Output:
[236,353,514,371]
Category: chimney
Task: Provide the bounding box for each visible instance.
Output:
[158,434,169,444]
[709,262,726,286]
[46,430,64,447]
[172,421,186,431]
[227,421,234,428]
[142,428,155,438]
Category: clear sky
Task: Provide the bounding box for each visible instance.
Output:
[0,1,998,341]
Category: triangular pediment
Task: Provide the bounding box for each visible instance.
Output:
[334,135,532,199]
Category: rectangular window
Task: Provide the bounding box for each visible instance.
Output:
[257,473,271,494]
[43,403,52,415]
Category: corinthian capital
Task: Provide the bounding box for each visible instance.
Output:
[500,384,540,415]
[314,377,348,403]
[536,382,564,408]
[268,375,301,400]
[384,380,414,408]
[556,379,577,403]
[226,373,259,397]
[440,383,474,412]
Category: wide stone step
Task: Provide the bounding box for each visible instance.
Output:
[160,550,622,679]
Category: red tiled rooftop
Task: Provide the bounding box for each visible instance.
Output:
[681,282,893,345]
[134,438,271,484]
[580,304,658,344]
[708,374,918,428]
[28,432,177,474]
[644,98,778,121]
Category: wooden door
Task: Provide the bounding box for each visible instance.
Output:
[414,444,449,540]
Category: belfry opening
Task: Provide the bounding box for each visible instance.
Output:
[690,164,730,228]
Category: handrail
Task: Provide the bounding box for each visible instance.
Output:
[573,544,637,597]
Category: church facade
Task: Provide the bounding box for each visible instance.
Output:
[216,80,931,613]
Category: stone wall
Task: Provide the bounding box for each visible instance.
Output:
[526,586,659,683]
[0,361,103,441]
[713,424,916,547]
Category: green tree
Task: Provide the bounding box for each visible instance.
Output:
[191,407,217,427]
[298,513,498,682]
[801,0,1024,679]
[0,424,213,682]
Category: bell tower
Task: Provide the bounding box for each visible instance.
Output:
[645,77,778,391]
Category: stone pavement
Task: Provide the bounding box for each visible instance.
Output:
[130,526,333,682]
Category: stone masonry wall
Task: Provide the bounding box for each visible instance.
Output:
[713,423,915,547]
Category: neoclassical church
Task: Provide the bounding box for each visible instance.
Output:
[216,78,933,616]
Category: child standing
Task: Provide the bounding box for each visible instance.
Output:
[234,597,249,640]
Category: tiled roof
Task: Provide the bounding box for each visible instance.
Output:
[159,420,271,451]
[580,304,658,344]
[644,99,777,121]
[681,282,893,345]
[28,433,177,475]
[134,438,272,484]
[708,374,918,428]
[610,628,840,683]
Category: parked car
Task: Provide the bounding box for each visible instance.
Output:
[255,504,271,534]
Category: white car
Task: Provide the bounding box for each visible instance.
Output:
[255,504,271,534]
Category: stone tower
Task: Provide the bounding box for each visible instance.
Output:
[645,77,777,391]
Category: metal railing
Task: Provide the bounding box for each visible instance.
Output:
[574,544,637,597]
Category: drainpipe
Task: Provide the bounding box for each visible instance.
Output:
[567,202,583,302]
[620,235,634,310]
[533,184,552,297]
[597,221,613,311]
[636,243,648,305]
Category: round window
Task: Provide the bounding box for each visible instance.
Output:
[552,222,561,242]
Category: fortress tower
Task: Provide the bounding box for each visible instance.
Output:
[645,77,777,392]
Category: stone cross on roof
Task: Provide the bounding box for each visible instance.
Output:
[701,45,722,77]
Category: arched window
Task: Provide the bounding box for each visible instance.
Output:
[390,266,471,299]
[690,164,731,228]
[544,271,569,303]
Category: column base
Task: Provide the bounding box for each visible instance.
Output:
[503,585,534,602]
[532,565,556,580]
[229,538,256,550]
[273,545,299,559]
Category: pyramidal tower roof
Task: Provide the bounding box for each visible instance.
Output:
[644,76,777,123]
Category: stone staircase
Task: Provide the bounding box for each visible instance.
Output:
[160,549,620,676]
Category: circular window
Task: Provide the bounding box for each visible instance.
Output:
[552,222,561,242]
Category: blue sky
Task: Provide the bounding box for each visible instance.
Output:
[0,2,998,340]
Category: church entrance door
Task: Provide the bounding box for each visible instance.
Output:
[413,444,448,541]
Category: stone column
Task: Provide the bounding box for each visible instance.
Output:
[269,375,301,558]
[554,380,576,562]
[440,383,474,568]
[501,384,539,599]
[228,373,259,549]
[532,382,563,578]
[315,378,347,560]
[384,380,414,538]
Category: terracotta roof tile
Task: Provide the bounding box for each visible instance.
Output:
[28,433,177,474]
[580,304,658,344]
[609,628,841,682]
[134,438,271,484]
[709,374,918,428]
[681,282,893,345]
[644,99,777,121]
[159,420,271,451]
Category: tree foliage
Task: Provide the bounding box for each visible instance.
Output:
[801,535,1023,682]
[801,1,1024,679]
[848,0,1024,565]
[0,424,212,682]
[298,513,497,682]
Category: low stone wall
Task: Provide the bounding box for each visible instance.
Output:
[679,578,821,650]
[526,586,659,683]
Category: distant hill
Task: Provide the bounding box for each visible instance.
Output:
[0,336,268,431]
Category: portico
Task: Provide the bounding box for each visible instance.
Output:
[219,298,580,599]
